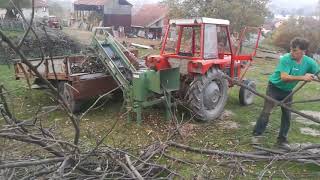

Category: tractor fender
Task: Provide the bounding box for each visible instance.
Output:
[188,60,227,75]
[188,61,212,75]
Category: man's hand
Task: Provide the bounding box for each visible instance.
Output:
[303,73,314,82]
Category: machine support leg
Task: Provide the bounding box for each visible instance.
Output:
[165,93,172,121]
[124,98,132,123]
[134,102,142,125]
[127,107,131,123]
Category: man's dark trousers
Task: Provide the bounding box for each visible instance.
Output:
[253,82,293,142]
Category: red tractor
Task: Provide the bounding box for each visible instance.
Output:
[146,17,262,121]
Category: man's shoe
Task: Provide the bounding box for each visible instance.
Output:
[276,139,291,150]
[251,136,264,145]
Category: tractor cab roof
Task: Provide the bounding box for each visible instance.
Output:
[169,17,230,26]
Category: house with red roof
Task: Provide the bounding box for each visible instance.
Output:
[131,4,168,39]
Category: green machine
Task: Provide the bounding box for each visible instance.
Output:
[91,27,180,123]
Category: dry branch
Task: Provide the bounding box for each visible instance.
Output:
[0,157,64,169]
[125,154,144,180]
[168,141,320,166]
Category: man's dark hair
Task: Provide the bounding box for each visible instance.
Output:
[290,37,309,50]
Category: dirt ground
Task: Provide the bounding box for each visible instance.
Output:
[63,28,93,45]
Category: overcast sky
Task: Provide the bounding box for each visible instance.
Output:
[271,0,318,5]
[127,0,319,4]
[65,0,318,6]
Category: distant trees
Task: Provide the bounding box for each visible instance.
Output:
[48,0,73,18]
[48,1,64,18]
[272,17,320,55]
[0,0,31,19]
[161,0,271,32]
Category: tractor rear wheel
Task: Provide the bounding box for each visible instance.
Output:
[186,68,228,121]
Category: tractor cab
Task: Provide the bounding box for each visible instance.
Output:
[162,18,232,60]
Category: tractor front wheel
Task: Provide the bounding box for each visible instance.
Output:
[239,80,256,106]
[186,68,228,121]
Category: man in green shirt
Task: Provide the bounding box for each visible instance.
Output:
[252,37,319,147]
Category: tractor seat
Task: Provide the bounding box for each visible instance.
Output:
[178,52,193,57]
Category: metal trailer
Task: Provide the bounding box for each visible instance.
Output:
[14,56,118,112]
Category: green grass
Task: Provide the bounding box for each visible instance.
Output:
[0,65,24,90]
[1,50,320,178]
[0,65,56,119]
[0,30,24,39]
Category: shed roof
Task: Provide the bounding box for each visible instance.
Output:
[132,4,168,27]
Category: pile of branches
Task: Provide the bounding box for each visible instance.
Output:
[71,56,106,74]
[0,26,84,64]
[19,28,83,58]
[0,85,179,179]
